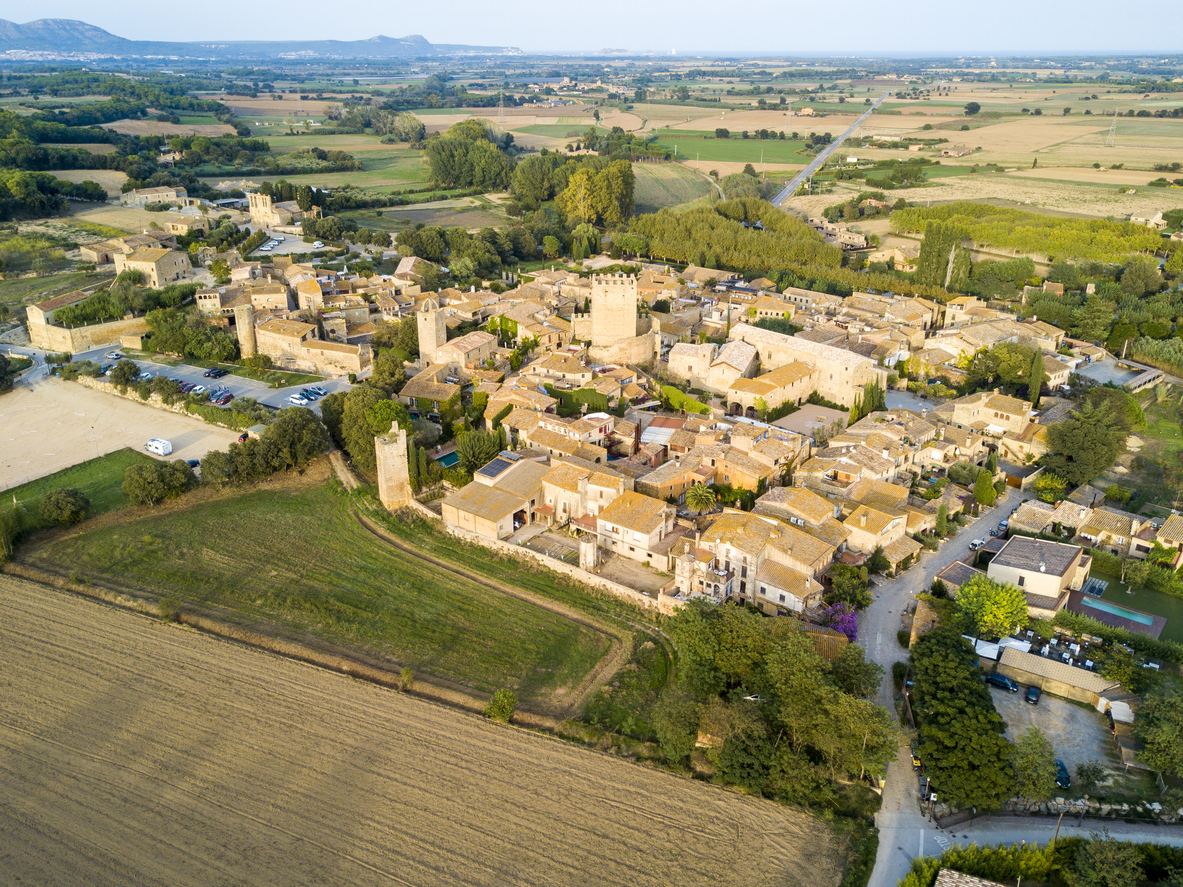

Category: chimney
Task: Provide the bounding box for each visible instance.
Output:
[860,511,867,527]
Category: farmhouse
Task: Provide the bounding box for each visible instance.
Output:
[113,248,192,288]
[441,457,550,541]
[120,185,187,206]
[595,492,677,568]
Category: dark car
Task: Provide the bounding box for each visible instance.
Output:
[1055,759,1071,789]
[1025,685,1041,705]
[203,368,216,378]
[186,459,200,468]
[985,674,1019,692]
[238,432,249,443]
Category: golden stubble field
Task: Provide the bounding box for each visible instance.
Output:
[0,577,844,887]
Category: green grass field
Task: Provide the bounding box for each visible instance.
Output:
[4,448,152,530]
[23,478,614,706]
[514,124,606,138]
[661,385,710,414]
[653,135,811,164]
[633,163,714,213]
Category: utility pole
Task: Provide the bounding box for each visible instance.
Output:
[1105,109,1117,148]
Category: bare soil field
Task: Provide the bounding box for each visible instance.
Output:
[100,119,235,137]
[785,171,1183,219]
[220,96,335,118]
[1006,166,1181,186]
[0,380,241,491]
[49,169,128,198]
[0,576,843,887]
[66,202,161,234]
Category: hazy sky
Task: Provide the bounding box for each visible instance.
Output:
[15,1,1183,55]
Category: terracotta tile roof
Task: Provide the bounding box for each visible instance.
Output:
[598,491,669,534]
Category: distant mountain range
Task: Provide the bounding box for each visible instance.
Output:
[0,19,520,59]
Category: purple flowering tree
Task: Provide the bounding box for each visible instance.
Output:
[820,602,858,642]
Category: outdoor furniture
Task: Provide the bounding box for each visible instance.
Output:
[1085,659,1094,669]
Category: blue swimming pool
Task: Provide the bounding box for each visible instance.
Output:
[435,451,459,467]
[1081,596,1155,626]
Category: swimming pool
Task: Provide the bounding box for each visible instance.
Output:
[435,451,459,467]
[1081,596,1155,626]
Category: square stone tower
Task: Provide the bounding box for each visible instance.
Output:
[416,297,445,365]
[590,273,638,347]
[375,428,411,510]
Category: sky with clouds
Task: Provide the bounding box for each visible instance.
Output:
[13,1,1183,55]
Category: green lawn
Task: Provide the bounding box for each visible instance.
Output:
[661,385,710,414]
[23,479,614,706]
[514,124,606,138]
[653,135,811,164]
[142,354,323,388]
[4,448,152,531]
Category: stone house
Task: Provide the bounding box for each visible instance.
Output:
[595,492,677,566]
[986,536,1091,619]
[113,248,192,287]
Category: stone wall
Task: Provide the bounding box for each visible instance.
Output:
[29,316,151,352]
[404,498,679,616]
[588,329,658,367]
[935,796,1183,827]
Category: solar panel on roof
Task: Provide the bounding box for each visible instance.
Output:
[477,458,513,478]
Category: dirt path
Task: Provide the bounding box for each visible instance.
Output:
[328,450,359,490]
[0,576,843,887]
[355,512,633,717]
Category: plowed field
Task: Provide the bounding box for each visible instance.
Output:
[0,577,843,887]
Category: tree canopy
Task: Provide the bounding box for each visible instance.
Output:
[955,575,1029,639]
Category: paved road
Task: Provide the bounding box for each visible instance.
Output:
[861,486,1034,887]
[771,92,892,207]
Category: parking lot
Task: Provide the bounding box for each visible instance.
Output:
[72,347,352,415]
[0,380,241,490]
[989,681,1119,776]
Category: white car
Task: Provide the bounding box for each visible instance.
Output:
[288,394,309,406]
[313,241,324,248]
[259,246,273,252]
[139,371,155,381]
[190,385,205,394]
[105,351,123,360]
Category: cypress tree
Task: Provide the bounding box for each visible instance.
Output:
[1028,351,1045,407]
[418,447,428,484]
[408,442,419,490]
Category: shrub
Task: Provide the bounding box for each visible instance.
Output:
[897,629,911,649]
[484,689,518,723]
[399,667,414,691]
[39,488,90,526]
[891,661,908,691]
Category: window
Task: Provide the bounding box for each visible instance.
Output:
[629,546,635,553]
[739,581,746,593]
[1018,576,1025,587]
[760,586,766,594]
[779,594,786,603]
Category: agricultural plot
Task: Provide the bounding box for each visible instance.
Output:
[0,576,842,887]
[20,471,613,710]
[0,269,114,314]
[99,118,235,137]
[653,135,812,165]
[46,168,128,198]
[632,163,714,213]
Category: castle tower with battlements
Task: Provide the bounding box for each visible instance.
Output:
[589,273,638,347]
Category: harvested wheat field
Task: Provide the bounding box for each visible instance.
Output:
[100,118,235,137]
[0,577,843,887]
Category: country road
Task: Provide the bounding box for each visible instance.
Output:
[771,92,891,206]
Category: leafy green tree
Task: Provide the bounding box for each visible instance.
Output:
[108,358,138,387]
[651,684,702,763]
[210,258,231,284]
[339,386,388,474]
[1068,834,1144,887]
[973,468,998,506]
[964,102,981,115]
[1136,689,1183,778]
[1034,472,1068,503]
[265,407,331,468]
[910,628,1014,810]
[122,461,195,506]
[829,643,884,699]
[483,689,517,723]
[1028,350,1044,406]
[686,482,716,514]
[365,398,411,436]
[455,430,500,473]
[1044,400,1127,487]
[955,575,1029,639]
[39,488,89,525]
[935,502,948,537]
[1011,725,1057,801]
[826,564,872,610]
[1119,256,1162,297]
[200,449,233,486]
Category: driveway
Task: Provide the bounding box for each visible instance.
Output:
[862,486,1036,887]
[70,346,353,415]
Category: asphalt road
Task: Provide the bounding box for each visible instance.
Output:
[771,92,892,207]
[861,486,1036,887]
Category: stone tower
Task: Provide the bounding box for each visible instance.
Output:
[234,304,256,359]
[579,533,599,572]
[416,298,445,365]
[589,273,638,347]
[375,428,411,510]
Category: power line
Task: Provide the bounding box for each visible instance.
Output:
[1105,109,1117,148]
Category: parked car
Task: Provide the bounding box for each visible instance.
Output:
[288,394,308,406]
[238,432,249,443]
[309,385,328,397]
[985,674,1019,692]
[1055,759,1071,788]
[190,385,205,394]
[300,388,320,400]
[968,539,987,551]
[105,351,122,360]
[178,382,193,393]
[203,368,216,378]
[1025,686,1041,705]
[313,240,324,248]
[100,363,114,375]
[998,520,1009,532]
[139,372,155,381]
[186,459,200,468]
